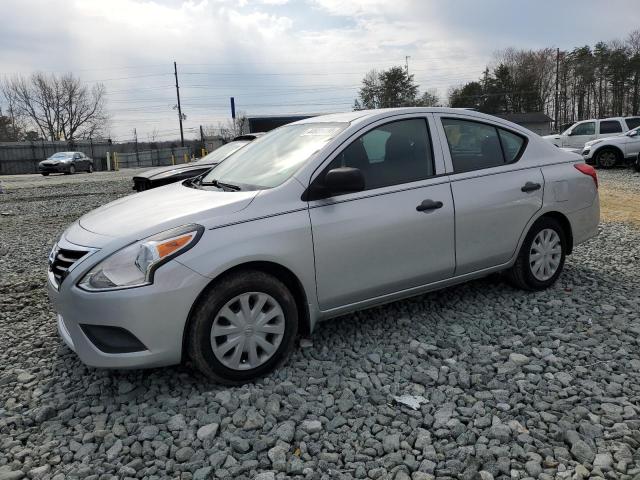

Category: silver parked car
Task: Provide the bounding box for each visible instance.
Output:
[47,108,600,383]
[39,151,94,175]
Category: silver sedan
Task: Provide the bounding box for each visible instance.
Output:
[47,108,600,383]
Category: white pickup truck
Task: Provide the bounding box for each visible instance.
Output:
[543,116,640,153]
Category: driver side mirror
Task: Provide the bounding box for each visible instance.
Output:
[303,167,365,201]
[324,167,365,196]
[629,130,638,137]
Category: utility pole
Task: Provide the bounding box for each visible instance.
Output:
[200,125,205,144]
[405,56,411,75]
[174,61,185,147]
[134,128,139,166]
[555,48,560,132]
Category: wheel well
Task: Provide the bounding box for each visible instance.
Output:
[594,145,623,160]
[539,211,573,254]
[181,261,311,361]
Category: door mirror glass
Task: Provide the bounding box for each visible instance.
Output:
[324,167,365,196]
[628,130,638,137]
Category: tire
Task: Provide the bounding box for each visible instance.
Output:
[595,148,619,169]
[65,164,76,175]
[87,164,94,173]
[507,216,567,291]
[634,155,640,173]
[41,172,49,176]
[187,270,298,384]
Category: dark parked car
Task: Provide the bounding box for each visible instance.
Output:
[39,152,94,175]
[132,134,263,192]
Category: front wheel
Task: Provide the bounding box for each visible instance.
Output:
[87,164,94,173]
[66,164,76,175]
[634,155,640,173]
[41,172,49,176]
[186,270,298,384]
[507,217,566,291]
[595,149,619,169]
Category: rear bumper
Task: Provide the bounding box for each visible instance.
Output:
[567,195,600,246]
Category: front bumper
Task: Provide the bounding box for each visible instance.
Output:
[39,163,69,173]
[48,236,211,369]
[582,148,595,164]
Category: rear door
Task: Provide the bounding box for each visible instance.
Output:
[598,120,624,139]
[308,115,455,311]
[435,115,543,275]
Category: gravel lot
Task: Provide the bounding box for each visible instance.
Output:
[1,170,639,480]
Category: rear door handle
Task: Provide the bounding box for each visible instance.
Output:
[521,182,541,192]
[416,199,443,212]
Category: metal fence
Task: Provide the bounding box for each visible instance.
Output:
[112,147,192,169]
[0,141,192,174]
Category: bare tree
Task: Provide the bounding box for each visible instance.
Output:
[1,72,108,141]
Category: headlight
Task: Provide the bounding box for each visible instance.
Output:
[78,224,203,291]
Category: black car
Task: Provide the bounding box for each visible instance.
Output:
[39,151,94,175]
[132,134,262,192]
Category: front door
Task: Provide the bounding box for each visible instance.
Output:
[308,117,455,311]
[565,121,596,149]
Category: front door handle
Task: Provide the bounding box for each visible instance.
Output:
[416,199,443,212]
[521,182,541,193]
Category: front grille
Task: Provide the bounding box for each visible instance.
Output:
[50,247,89,287]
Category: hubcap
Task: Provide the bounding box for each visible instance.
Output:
[599,151,616,167]
[210,292,285,370]
[529,228,562,281]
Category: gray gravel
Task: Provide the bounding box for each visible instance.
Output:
[1,169,640,480]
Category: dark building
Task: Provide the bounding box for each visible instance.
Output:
[493,112,554,135]
[247,114,319,133]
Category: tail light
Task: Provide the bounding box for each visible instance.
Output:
[574,163,598,189]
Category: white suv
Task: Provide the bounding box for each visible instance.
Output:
[543,117,640,152]
[582,126,640,168]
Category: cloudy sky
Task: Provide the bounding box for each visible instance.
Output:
[1,0,638,141]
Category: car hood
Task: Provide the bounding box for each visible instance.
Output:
[78,182,257,238]
[134,163,217,180]
[585,135,628,146]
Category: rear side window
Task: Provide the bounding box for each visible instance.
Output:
[625,117,640,130]
[441,118,525,173]
[324,118,434,191]
[600,120,623,135]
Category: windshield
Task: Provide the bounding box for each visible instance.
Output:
[201,122,346,190]
[50,152,74,159]
[195,141,249,165]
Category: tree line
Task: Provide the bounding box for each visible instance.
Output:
[355,29,640,130]
[1,73,108,142]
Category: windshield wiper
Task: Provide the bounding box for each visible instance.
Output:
[200,179,242,191]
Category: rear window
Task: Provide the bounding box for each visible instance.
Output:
[625,117,640,130]
[600,120,623,135]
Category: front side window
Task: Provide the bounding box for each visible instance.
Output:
[321,118,434,191]
[442,118,525,173]
[201,123,346,190]
[571,122,595,136]
[600,120,623,135]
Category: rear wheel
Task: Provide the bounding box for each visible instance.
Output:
[41,172,49,176]
[187,270,298,384]
[595,148,619,169]
[507,217,566,291]
[87,164,94,173]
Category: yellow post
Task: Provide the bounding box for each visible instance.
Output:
[114,152,119,171]
[184,153,188,163]
[171,154,175,165]
[201,148,206,158]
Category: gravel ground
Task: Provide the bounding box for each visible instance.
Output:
[1,170,639,480]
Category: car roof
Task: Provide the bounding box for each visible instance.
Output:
[290,107,517,127]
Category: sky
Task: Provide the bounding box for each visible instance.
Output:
[1,0,639,141]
